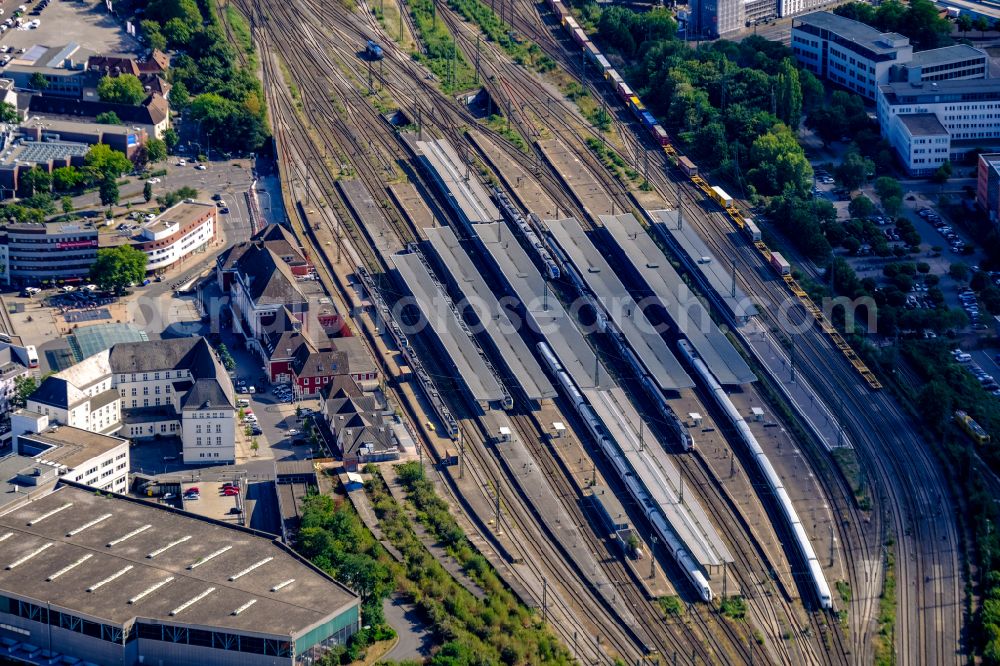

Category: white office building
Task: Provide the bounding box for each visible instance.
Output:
[877,79,1000,175]
[20,337,236,465]
[792,12,987,101]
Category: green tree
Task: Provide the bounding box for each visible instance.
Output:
[96,74,146,105]
[19,167,51,196]
[12,375,37,408]
[162,128,180,152]
[29,72,48,90]
[216,343,236,371]
[51,166,82,193]
[917,380,953,431]
[163,17,194,46]
[95,111,122,125]
[84,144,132,179]
[957,13,973,35]
[774,58,803,128]
[89,245,148,295]
[145,138,167,163]
[950,262,969,281]
[99,177,120,207]
[61,196,73,214]
[143,181,153,203]
[975,15,991,37]
[0,102,17,123]
[849,194,876,219]
[140,19,167,51]
[747,124,813,197]
[932,161,953,184]
[836,151,874,190]
[874,175,903,200]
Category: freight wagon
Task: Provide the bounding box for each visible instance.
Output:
[769,252,790,276]
[709,185,733,209]
[743,217,761,242]
[678,156,698,177]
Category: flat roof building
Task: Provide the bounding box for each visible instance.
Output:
[877,79,1000,175]
[0,481,360,665]
[792,12,988,101]
[977,153,1000,223]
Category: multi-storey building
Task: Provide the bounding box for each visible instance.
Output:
[20,337,235,465]
[792,12,914,100]
[1,221,99,286]
[130,201,217,273]
[976,153,1000,223]
[13,420,130,494]
[791,13,989,101]
[877,79,1000,174]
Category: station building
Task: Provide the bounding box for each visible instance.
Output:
[791,12,987,101]
[0,481,360,665]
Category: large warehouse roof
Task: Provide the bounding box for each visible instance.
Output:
[425,226,556,401]
[545,218,694,392]
[392,251,506,406]
[0,483,358,636]
[603,213,757,386]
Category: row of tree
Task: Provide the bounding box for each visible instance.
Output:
[135,0,268,153]
[833,0,954,49]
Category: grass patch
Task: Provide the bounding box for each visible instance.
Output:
[584,136,643,187]
[658,595,683,617]
[408,0,477,93]
[874,541,897,666]
[368,89,398,116]
[372,0,417,52]
[831,447,871,510]
[720,595,748,620]
[276,58,303,111]
[446,0,554,73]
[224,5,255,57]
[483,113,527,152]
[379,462,574,663]
[836,579,852,604]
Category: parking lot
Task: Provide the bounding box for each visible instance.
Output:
[0,0,136,56]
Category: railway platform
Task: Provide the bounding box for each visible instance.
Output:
[537,138,615,220]
[467,129,560,219]
[388,182,438,239]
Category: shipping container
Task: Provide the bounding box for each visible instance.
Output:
[640,111,657,130]
[653,125,669,146]
[572,27,589,46]
[595,54,611,73]
[710,185,733,208]
[743,217,761,242]
[584,42,601,62]
[770,252,790,276]
[607,69,623,85]
[563,15,579,30]
[678,156,698,177]
[617,81,633,101]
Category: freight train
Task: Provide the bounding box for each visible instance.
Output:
[544,0,883,390]
[677,340,833,610]
[537,341,713,602]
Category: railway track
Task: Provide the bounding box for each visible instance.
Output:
[431,9,852,663]
[236,0,879,662]
[238,1,703,661]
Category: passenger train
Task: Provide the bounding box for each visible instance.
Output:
[536,341,714,602]
[545,0,882,391]
[677,340,833,609]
